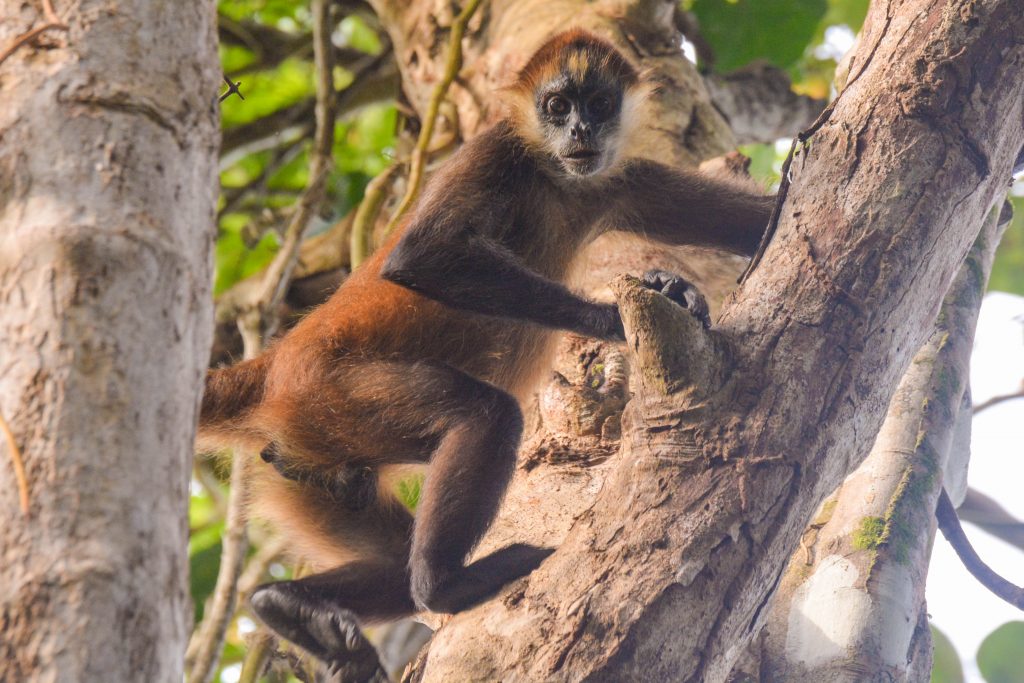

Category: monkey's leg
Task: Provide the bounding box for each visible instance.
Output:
[252,361,547,662]
[250,488,414,678]
[407,373,552,613]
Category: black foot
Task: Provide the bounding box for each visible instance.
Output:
[259,443,377,511]
[251,583,386,680]
[641,270,711,329]
[412,543,554,613]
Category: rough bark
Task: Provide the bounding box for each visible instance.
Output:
[0,2,219,681]
[760,203,1009,682]
[396,1,1024,681]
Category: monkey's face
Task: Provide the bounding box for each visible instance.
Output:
[535,75,623,178]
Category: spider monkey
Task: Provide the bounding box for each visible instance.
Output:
[198,29,774,675]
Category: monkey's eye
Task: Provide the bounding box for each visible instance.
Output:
[545,95,570,117]
[589,95,612,119]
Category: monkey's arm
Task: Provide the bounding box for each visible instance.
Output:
[381,230,624,340]
[612,160,774,257]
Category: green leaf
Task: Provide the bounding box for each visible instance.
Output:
[977,621,1024,683]
[397,473,424,512]
[989,196,1024,295]
[690,0,829,72]
[214,228,280,295]
[930,624,965,683]
[190,538,223,623]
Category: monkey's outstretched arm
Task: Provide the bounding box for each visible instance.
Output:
[381,231,624,340]
[613,160,774,257]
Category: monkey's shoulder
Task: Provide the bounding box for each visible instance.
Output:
[427,119,542,194]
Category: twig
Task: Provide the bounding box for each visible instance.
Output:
[0,412,29,516]
[238,632,275,683]
[219,75,245,103]
[737,99,836,285]
[973,388,1024,414]
[350,163,400,268]
[0,0,68,68]
[383,0,484,234]
[249,0,338,335]
[186,447,251,683]
[219,131,311,220]
[238,535,289,601]
[937,488,1024,610]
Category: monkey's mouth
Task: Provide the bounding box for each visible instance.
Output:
[564,149,598,160]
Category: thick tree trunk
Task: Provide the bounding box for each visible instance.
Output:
[760,204,1009,682]
[373,1,1024,681]
[0,2,219,681]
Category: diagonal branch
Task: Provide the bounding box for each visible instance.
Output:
[383,0,484,234]
[937,489,1024,609]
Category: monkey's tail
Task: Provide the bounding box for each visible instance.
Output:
[197,353,272,451]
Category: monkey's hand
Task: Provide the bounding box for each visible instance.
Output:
[581,303,626,342]
[260,443,378,511]
[641,270,711,329]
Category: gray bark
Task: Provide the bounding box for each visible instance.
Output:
[0,2,219,681]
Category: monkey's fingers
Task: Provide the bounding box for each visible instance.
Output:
[640,270,711,328]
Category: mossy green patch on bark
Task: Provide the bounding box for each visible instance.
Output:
[853,516,886,551]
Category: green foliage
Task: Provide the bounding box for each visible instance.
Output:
[689,0,829,72]
[397,473,424,512]
[977,621,1024,683]
[989,195,1024,295]
[212,0,398,296]
[687,0,869,98]
[930,624,965,683]
[821,0,869,29]
[219,0,311,25]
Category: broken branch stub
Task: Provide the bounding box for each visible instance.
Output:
[611,273,730,399]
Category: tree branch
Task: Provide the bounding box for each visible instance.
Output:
[704,63,826,144]
[973,387,1024,413]
[383,0,483,233]
[957,487,1024,553]
[937,489,1024,609]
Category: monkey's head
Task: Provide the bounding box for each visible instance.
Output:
[508,30,642,178]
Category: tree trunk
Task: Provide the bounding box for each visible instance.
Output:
[0,2,219,681]
[364,1,1024,681]
[760,203,1010,682]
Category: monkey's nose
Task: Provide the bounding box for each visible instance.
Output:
[570,123,592,141]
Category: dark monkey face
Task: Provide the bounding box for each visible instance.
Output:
[512,31,641,179]
[535,73,623,177]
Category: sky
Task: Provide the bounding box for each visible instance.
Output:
[927,291,1024,681]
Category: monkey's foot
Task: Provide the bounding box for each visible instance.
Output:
[641,270,711,328]
[412,543,553,613]
[251,583,387,680]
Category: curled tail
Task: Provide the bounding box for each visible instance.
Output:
[197,353,271,451]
